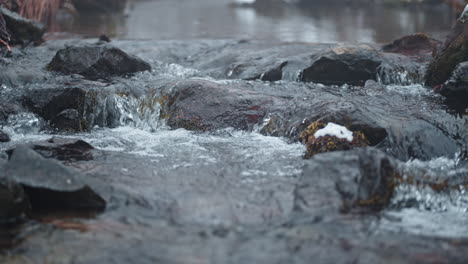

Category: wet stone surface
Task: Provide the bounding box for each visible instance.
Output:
[0,37,466,263]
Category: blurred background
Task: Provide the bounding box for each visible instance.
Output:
[2,0,467,43]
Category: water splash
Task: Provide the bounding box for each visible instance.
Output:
[103,94,165,132]
[3,113,44,136]
[391,156,468,212]
[377,66,423,86]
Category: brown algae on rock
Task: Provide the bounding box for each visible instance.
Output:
[301,120,369,158]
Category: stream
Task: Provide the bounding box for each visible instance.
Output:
[0,1,467,263]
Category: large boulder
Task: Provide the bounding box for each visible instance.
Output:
[159,79,461,162]
[425,7,468,86]
[160,79,287,131]
[47,45,151,80]
[0,7,45,45]
[3,145,106,213]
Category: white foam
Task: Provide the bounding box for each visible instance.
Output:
[313,122,353,142]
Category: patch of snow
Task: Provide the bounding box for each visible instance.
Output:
[314,122,353,142]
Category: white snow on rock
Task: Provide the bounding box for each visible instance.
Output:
[313,122,353,142]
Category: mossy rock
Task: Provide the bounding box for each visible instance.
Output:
[301,120,369,159]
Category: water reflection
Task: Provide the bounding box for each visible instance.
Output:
[51,0,455,43]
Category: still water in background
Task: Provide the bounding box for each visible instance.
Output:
[53,0,454,43]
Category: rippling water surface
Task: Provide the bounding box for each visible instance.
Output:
[53,0,455,43]
[1,2,467,261]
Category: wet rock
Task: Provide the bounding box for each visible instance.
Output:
[0,103,19,123]
[377,52,424,85]
[382,33,439,60]
[0,7,45,45]
[47,45,151,80]
[295,148,399,214]
[28,137,94,161]
[382,119,460,161]
[438,61,468,97]
[425,8,468,86]
[0,177,29,223]
[3,146,105,213]
[300,121,369,158]
[299,45,382,86]
[23,86,96,131]
[50,109,84,132]
[0,130,10,142]
[191,41,422,86]
[160,79,285,131]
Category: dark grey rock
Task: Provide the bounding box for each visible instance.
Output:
[440,61,468,97]
[0,7,45,45]
[0,177,29,223]
[299,45,382,86]
[0,130,10,142]
[50,109,83,132]
[160,79,287,131]
[47,45,152,80]
[28,137,94,161]
[23,85,99,132]
[3,145,105,212]
[425,8,468,86]
[294,148,399,215]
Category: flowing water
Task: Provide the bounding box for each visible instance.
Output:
[1,1,468,263]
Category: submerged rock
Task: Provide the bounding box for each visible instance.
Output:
[47,45,151,80]
[295,148,399,214]
[300,121,369,158]
[0,130,10,142]
[299,45,382,86]
[0,7,45,45]
[425,7,468,86]
[3,146,105,213]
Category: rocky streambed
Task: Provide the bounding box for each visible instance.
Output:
[0,33,466,263]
